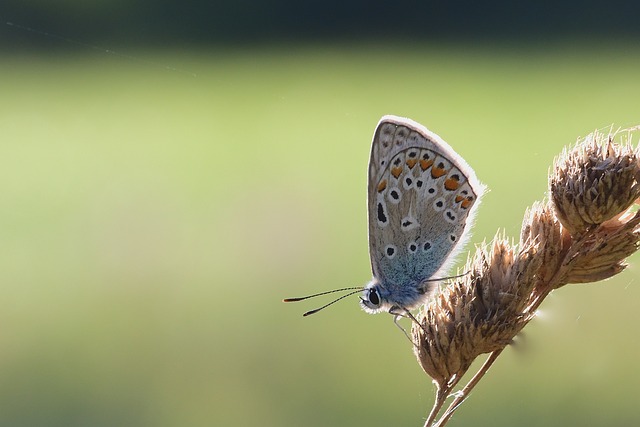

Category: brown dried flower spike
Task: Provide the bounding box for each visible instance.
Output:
[551,132,640,235]
[413,128,640,427]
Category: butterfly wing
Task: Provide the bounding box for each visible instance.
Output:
[367,115,485,301]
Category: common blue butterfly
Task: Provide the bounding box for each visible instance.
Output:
[284,116,484,322]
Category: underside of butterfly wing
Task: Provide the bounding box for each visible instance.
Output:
[366,115,485,307]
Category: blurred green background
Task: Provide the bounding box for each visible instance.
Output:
[1,3,640,427]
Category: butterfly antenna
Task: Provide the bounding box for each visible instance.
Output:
[283,287,363,302]
[300,289,364,317]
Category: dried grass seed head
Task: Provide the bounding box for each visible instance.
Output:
[520,201,571,289]
[550,130,640,236]
[413,236,539,386]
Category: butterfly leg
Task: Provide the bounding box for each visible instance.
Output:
[392,312,414,343]
[389,306,429,336]
[388,306,428,349]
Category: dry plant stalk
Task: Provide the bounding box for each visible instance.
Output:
[413,128,640,427]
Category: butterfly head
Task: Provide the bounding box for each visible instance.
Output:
[359,279,392,314]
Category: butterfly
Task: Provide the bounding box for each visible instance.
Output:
[284,115,484,325]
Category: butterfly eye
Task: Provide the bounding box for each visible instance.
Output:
[368,288,380,306]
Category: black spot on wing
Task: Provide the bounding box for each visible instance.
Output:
[377,202,387,223]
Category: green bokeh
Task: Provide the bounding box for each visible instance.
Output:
[0,42,639,427]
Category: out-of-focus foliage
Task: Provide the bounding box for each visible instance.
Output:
[0,42,639,427]
[2,1,640,46]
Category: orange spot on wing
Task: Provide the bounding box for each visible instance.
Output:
[406,158,417,169]
[377,180,387,193]
[419,159,434,171]
[455,195,464,203]
[444,177,459,191]
[431,166,447,178]
[461,197,473,209]
[391,166,403,179]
